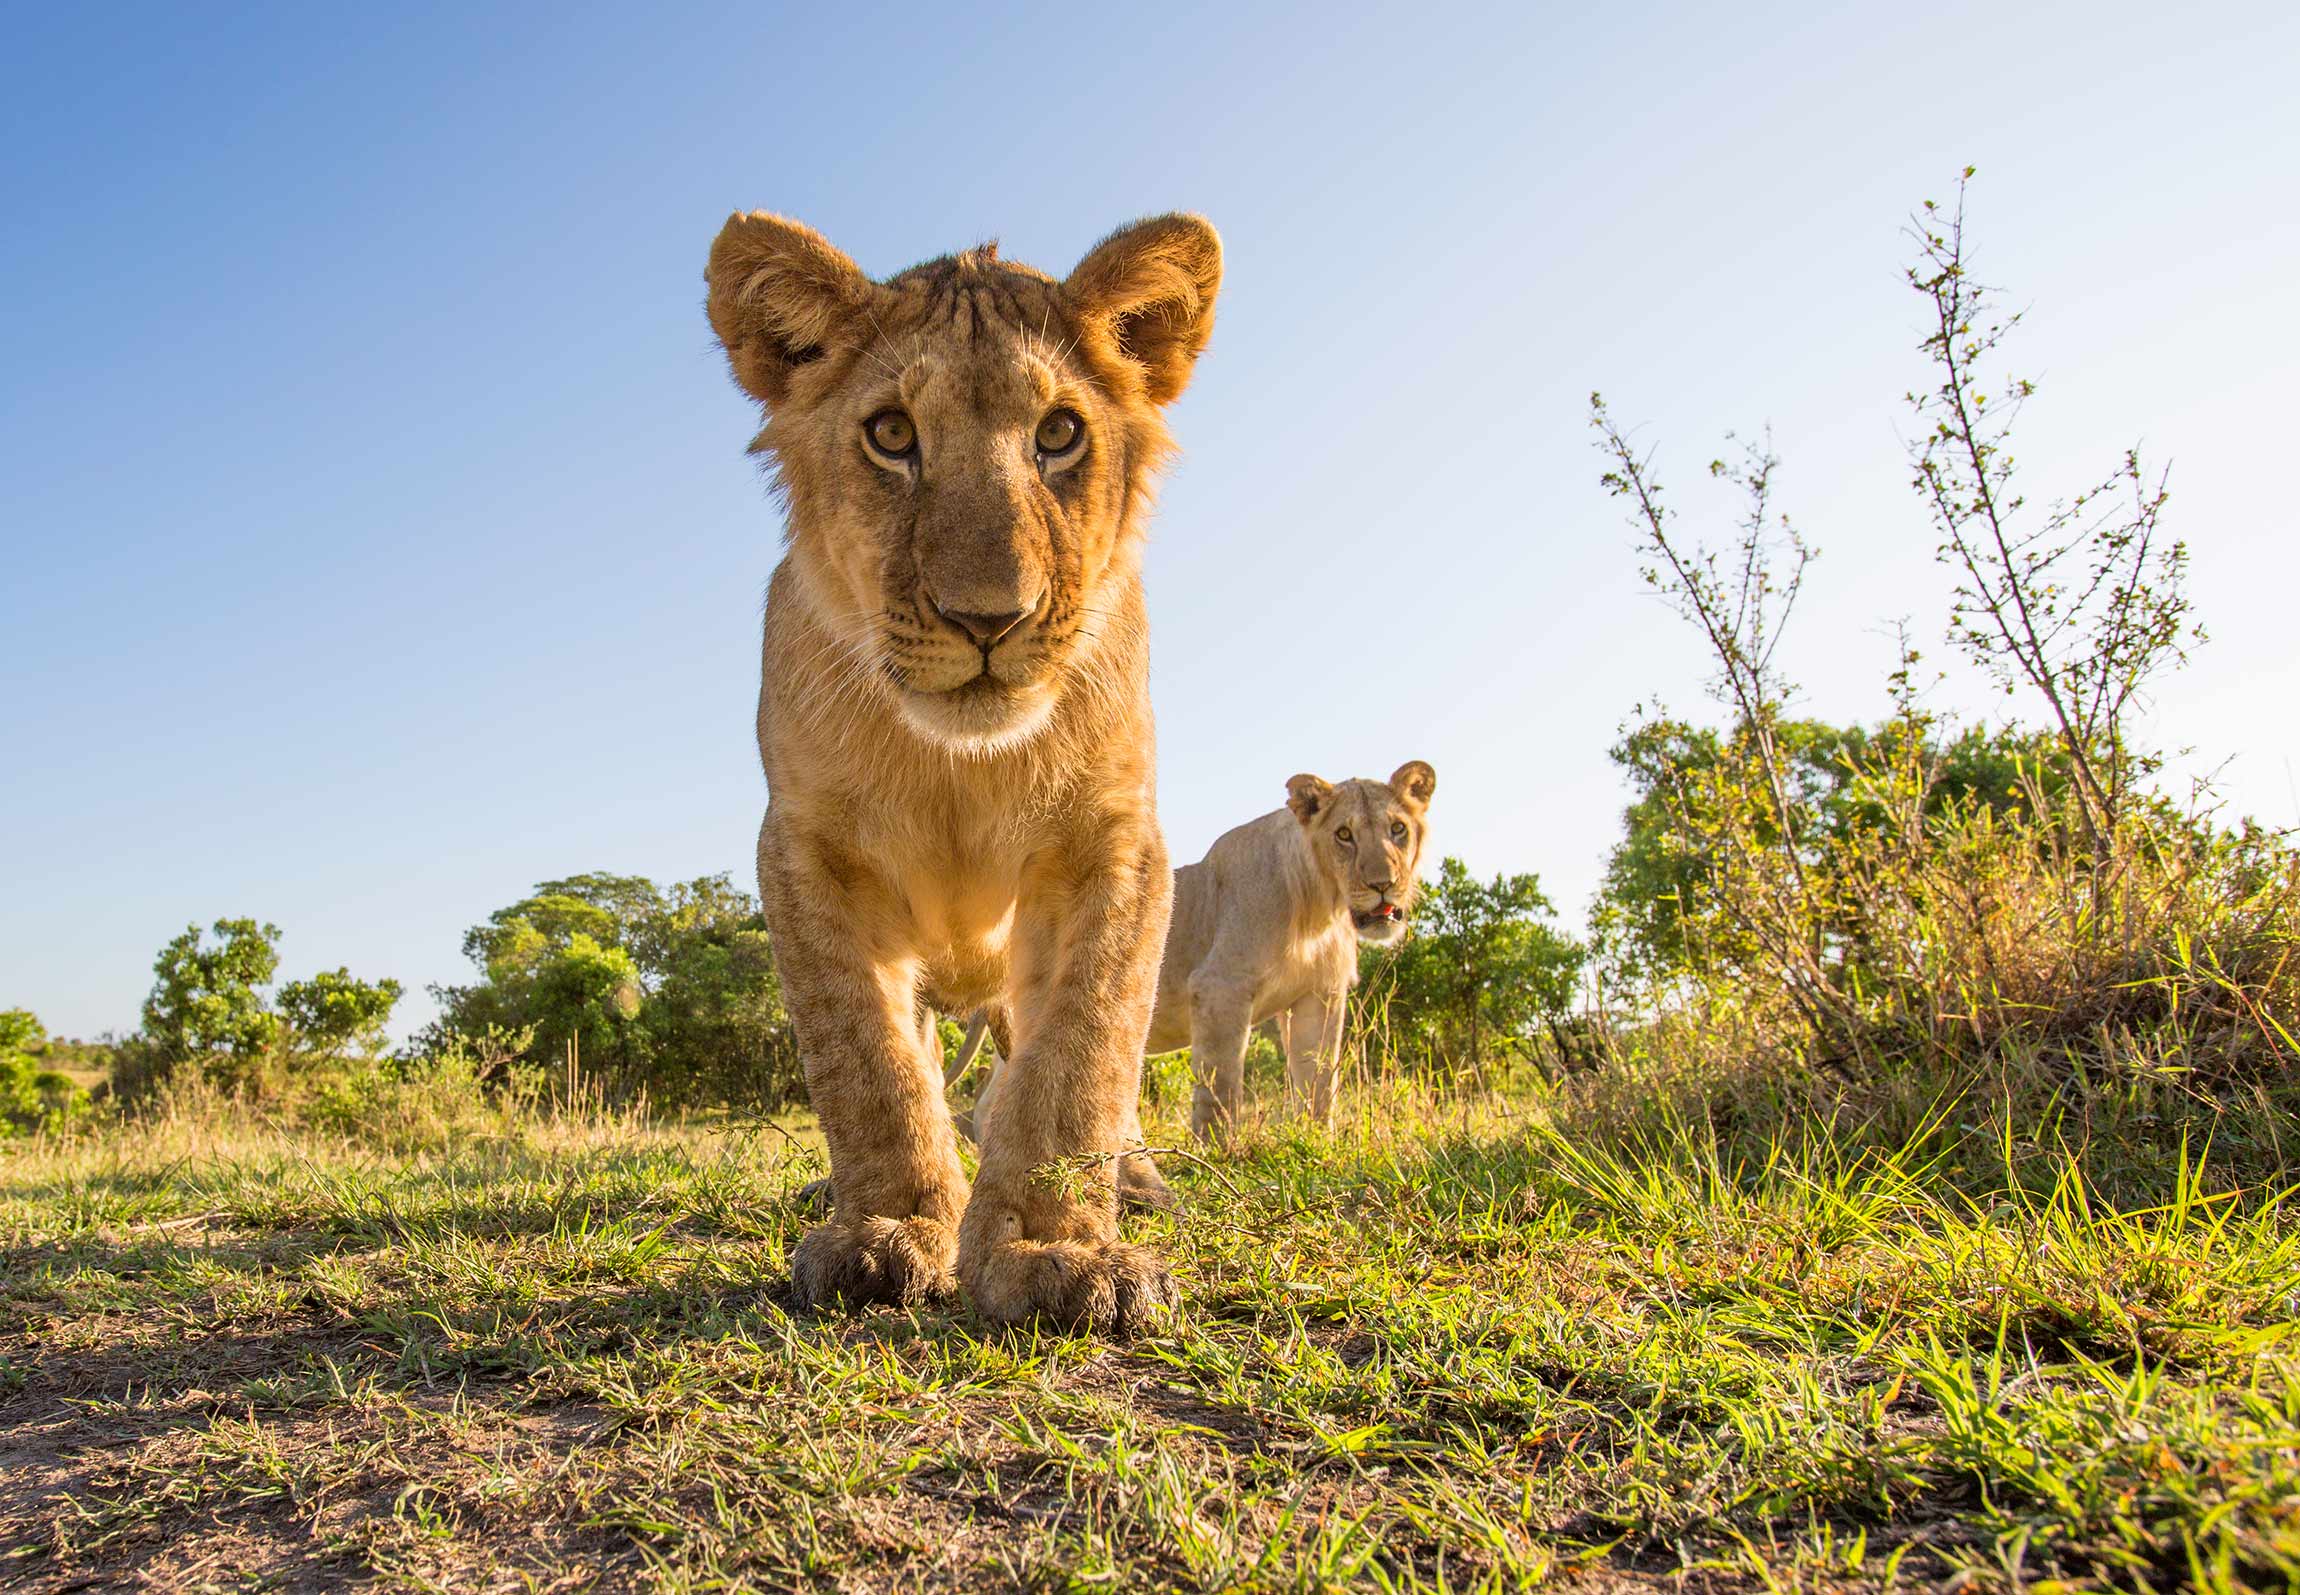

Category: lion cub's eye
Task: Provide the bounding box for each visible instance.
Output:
[1334,826,1354,846]
[864,410,917,457]
[1034,409,1083,455]
[1390,820,1409,841]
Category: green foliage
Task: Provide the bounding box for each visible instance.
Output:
[626,872,800,1105]
[0,1008,91,1135]
[1589,426,2296,1087]
[1586,175,2297,1100]
[140,917,284,1065]
[276,968,404,1057]
[117,918,403,1102]
[0,1009,38,1060]
[426,871,803,1108]
[1357,857,1585,1078]
[1597,714,2074,980]
[305,1029,541,1153]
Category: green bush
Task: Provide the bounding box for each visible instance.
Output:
[305,1028,536,1153]
[1354,858,1585,1082]
[139,918,284,1086]
[112,920,403,1103]
[277,968,405,1057]
[424,872,803,1109]
[0,1008,91,1136]
[1578,174,2297,1191]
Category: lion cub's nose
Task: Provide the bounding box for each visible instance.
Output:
[934,601,1033,649]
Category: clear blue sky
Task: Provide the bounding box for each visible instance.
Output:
[6,1,2296,1041]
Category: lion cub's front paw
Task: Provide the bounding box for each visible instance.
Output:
[790,1215,958,1311]
[963,1233,1177,1336]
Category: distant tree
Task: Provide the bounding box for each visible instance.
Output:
[426,871,802,1106]
[529,873,670,940]
[449,915,643,1079]
[527,933,646,1075]
[115,920,400,1100]
[0,1009,39,1059]
[1597,716,2074,979]
[1360,859,1585,1080]
[141,918,284,1062]
[633,875,802,1105]
[276,968,404,1057]
[461,877,634,972]
[624,874,759,975]
[640,919,798,1106]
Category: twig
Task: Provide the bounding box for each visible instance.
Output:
[138,1208,230,1233]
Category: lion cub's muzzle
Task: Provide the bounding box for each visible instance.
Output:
[905,585,1050,690]
[884,587,1064,750]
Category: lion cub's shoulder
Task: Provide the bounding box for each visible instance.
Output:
[1174,805,1332,952]
[1199,806,1306,874]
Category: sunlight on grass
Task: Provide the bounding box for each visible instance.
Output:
[6,1070,2296,1591]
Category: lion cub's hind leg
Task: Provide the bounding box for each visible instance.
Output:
[1114,1087,1176,1212]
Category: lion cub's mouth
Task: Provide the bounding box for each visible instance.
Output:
[941,670,1010,700]
[888,661,1057,753]
[1352,903,1403,931]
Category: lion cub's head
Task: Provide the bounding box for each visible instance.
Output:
[1284,763,1437,946]
[705,211,1221,754]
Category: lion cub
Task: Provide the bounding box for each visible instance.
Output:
[1148,764,1435,1140]
[976,764,1435,1166]
[704,210,1220,1333]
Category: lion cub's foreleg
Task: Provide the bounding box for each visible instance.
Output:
[760,818,970,1309]
[1184,971,1255,1143]
[1283,990,1347,1128]
[958,832,1176,1334]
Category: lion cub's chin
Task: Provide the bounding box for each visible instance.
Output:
[1353,914,1409,948]
[894,677,1060,757]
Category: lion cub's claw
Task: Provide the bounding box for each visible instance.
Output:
[967,1238,1178,1336]
[791,1215,958,1311]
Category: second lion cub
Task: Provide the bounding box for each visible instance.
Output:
[972,762,1433,1191]
[1149,761,1435,1139]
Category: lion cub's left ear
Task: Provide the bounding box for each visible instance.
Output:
[1389,761,1437,810]
[1065,214,1223,406]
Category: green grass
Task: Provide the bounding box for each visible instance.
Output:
[4,1077,2297,1593]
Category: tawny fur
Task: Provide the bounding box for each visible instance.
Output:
[1150,763,1436,1139]
[705,208,1220,1333]
[975,763,1435,1170]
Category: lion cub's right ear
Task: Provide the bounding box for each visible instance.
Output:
[705,211,874,406]
[1285,773,1334,825]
